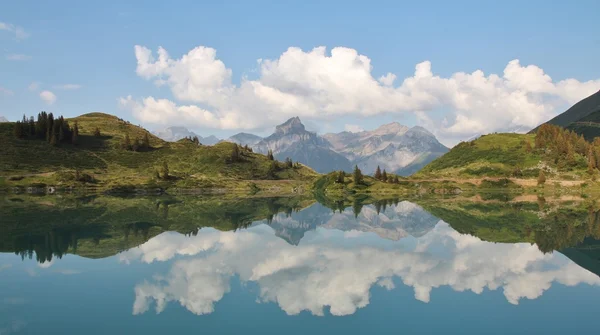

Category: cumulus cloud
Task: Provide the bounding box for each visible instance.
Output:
[344,124,364,133]
[120,45,600,144]
[5,54,31,61]
[123,204,600,317]
[0,21,29,40]
[39,90,56,105]
[53,84,81,90]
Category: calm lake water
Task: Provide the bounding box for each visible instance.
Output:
[1,196,599,334]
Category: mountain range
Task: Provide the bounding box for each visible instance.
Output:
[153,126,219,145]
[153,118,448,175]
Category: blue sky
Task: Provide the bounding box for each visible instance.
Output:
[1,0,599,145]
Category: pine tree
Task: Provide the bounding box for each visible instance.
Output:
[161,161,169,180]
[93,127,101,137]
[353,165,364,185]
[285,157,293,168]
[231,144,240,162]
[122,134,131,150]
[382,169,388,183]
[143,132,151,149]
[537,170,546,186]
[72,122,79,145]
[336,170,345,183]
[13,121,23,138]
[393,176,400,184]
[267,149,274,160]
[588,146,596,172]
[374,166,382,180]
[268,161,278,179]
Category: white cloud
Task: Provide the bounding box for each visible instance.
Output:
[39,90,56,105]
[5,54,31,61]
[0,21,29,40]
[53,84,82,90]
[122,203,600,317]
[28,82,40,91]
[121,45,600,145]
[344,124,364,133]
[378,72,396,86]
[0,87,14,96]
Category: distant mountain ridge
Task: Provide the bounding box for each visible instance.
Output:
[0,116,8,123]
[221,117,448,175]
[530,90,600,136]
[153,126,220,145]
[324,122,449,176]
[224,132,263,146]
[252,117,352,173]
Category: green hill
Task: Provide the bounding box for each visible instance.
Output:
[0,112,318,193]
[530,90,600,133]
[416,127,594,180]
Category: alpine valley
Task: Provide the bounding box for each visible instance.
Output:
[222,117,448,175]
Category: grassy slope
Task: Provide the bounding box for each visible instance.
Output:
[0,113,318,192]
[415,133,588,179]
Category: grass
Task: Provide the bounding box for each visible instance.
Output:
[0,113,318,193]
[415,133,589,180]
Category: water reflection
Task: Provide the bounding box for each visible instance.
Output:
[122,202,600,316]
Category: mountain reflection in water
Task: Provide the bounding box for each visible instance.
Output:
[2,195,600,322]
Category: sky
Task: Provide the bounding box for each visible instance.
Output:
[1,0,599,146]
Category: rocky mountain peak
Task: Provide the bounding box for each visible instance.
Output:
[372,122,409,136]
[275,117,306,135]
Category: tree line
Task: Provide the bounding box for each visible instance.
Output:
[13,112,79,146]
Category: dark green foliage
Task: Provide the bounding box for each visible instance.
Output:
[336,170,345,183]
[382,169,388,182]
[353,165,364,185]
[374,166,382,180]
[285,157,293,168]
[161,161,169,180]
[230,144,241,162]
[93,127,101,137]
[122,133,132,150]
[267,149,274,160]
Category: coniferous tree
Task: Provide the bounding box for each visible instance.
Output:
[336,170,345,183]
[143,132,151,149]
[353,165,364,185]
[285,157,293,168]
[28,116,35,136]
[93,127,101,137]
[393,176,400,184]
[382,169,388,183]
[46,113,54,142]
[13,121,23,138]
[161,161,169,180]
[268,161,278,179]
[231,144,240,162]
[122,134,131,150]
[374,166,382,180]
[267,149,274,161]
[72,122,79,145]
[537,170,546,186]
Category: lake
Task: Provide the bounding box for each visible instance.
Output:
[1,195,599,334]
